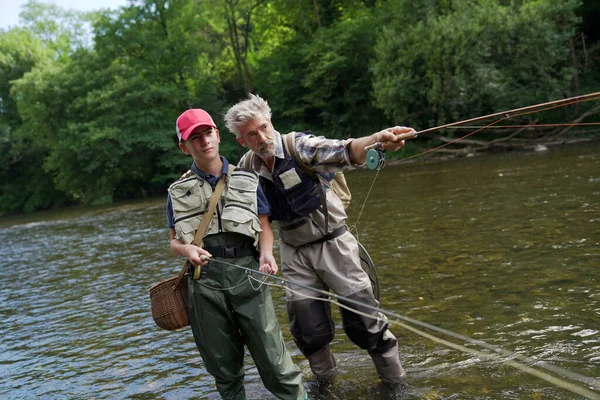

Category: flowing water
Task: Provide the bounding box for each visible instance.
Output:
[1,143,599,399]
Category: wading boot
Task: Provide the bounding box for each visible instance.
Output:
[307,344,337,384]
[370,336,406,386]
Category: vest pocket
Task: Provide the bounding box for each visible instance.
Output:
[226,178,257,206]
[170,179,204,213]
[221,211,261,244]
[174,215,202,242]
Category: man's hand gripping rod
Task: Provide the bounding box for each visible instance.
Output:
[364,130,419,170]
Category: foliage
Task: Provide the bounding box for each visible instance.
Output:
[19,0,95,58]
[0,0,598,214]
[373,0,581,131]
[0,28,62,213]
[253,0,388,137]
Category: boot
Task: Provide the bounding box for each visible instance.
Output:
[307,344,337,382]
[370,332,406,386]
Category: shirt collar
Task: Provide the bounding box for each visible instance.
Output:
[191,156,229,185]
[273,130,285,159]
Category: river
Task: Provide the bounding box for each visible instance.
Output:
[1,143,598,399]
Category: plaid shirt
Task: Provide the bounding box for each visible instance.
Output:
[243,131,359,182]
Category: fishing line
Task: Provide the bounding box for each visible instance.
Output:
[349,168,380,235]
[444,122,600,129]
[402,117,509,161]
[211,258,600,398]
[414,92,600,137]
[401,93,600,162]
[351,93,600,224]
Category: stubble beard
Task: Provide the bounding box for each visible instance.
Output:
[258,141,275,158]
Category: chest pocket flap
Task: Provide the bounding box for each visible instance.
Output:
[170,179,204,213]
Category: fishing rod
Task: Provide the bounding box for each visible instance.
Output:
[355,92,600,226]
[206,258,600,399]
[363,91,600,170]
[417,91,600,136]
[440,122,600,129]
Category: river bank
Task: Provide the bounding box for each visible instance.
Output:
[1,138,598,222]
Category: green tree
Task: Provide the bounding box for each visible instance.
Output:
[19,0,95,59]
[11,0,224,206]
[199,0,270,101]
[0,28,62,213]
[253,0,388,136]
[372,0,582,131]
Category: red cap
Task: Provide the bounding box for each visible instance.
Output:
[176,109,217,142]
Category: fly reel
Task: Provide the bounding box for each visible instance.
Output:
[364,130,418,170]
[366,147,385,170]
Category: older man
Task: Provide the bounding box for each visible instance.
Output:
[224,94,414,391]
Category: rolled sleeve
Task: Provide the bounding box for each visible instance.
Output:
[295,132,357,172]
[341,138,365,168]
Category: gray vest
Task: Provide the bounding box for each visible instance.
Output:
[168,168,262,247]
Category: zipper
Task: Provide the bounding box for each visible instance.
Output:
[223,203,257,216]
[174,210,204,225]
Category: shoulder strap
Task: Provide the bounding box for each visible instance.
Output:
[283,132,330,184]
[173,168,230,288]
[191,172,228,246]
[282,132,304,167]
[241,151,255,170]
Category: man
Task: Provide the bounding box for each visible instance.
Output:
[224,94,414,390]
[166,108,306,400]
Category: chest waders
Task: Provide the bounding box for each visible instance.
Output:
[187,232,306,400]
[170,166,306,400]
[245,135,406,388]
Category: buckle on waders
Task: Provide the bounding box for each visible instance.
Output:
[223,246,236,258]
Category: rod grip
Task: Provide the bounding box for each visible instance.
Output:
[364,131,418,150]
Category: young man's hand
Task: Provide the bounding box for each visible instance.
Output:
[185,245,212,266]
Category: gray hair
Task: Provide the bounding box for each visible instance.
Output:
[224,93,272,137]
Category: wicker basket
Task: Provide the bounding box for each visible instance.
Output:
[149,274,189,331]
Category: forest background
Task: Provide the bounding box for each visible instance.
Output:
[1,0,599,215]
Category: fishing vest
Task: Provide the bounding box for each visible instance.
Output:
[241,133,348,247]
[168,167,262,247]
[241,132,338,223]
[261,155,328,222]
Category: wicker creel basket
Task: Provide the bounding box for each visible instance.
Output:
[149,274,189,331]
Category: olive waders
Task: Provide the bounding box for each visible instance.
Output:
[188,233,306,400]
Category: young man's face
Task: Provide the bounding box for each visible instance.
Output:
[179,126,220,162]
[236,115,277,158]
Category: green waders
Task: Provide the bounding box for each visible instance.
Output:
[188,233,306,400]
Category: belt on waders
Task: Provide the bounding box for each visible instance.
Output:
[301,226,347,247]
[188,245,258,279]
[204,245,258,258]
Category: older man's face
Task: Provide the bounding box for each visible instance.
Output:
[236,116,276,159]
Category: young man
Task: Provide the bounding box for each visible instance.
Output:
[166,108,306,400]
[224,94,414,390]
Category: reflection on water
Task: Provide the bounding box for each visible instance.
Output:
[1,144,599,399]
